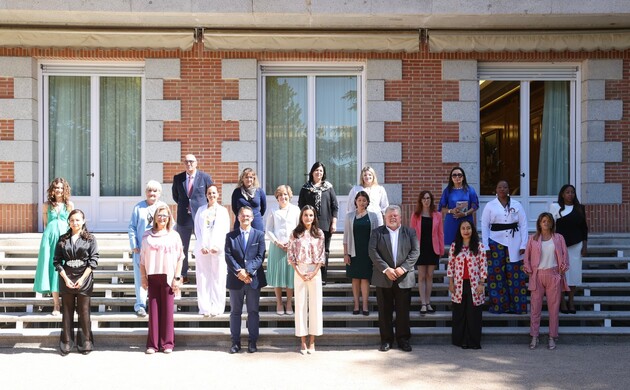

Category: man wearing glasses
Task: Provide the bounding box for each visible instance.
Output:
[172,154,213,283]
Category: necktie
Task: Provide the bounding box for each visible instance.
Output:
[187,175,194,196]
[241,231,248,250]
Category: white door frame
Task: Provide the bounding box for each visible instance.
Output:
[39,61,145,232]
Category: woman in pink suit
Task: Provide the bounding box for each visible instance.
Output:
[524,212,570,350]
[140,205,184,354]
[410,190,444,315]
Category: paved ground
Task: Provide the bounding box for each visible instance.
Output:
[2,340,629,390]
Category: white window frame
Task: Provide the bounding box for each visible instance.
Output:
[38,60,146,231]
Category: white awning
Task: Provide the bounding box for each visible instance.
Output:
[428,30,630,53]
[204,30,419,53]
[0,28,195,50]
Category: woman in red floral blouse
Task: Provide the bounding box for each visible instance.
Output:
[447,220,487,349]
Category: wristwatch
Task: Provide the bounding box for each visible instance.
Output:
[174,276,181,282]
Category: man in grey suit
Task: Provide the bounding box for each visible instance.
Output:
[369,205,419,352]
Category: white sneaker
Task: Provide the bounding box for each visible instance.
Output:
[136,308,147,317]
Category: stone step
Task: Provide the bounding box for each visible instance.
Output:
[2,326,630,348]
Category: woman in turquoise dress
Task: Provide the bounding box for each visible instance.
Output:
[33,178,73,315]
[343,191,380,315]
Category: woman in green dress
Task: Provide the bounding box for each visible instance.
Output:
[343,191,380,315]
[33,178,73,315]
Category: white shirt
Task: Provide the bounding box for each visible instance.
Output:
[266,204,301,245]
[481,197,528,263]
[539,238,558,269]
[386,226,400,266]
[347,184,389,226]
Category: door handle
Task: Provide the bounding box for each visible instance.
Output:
[86,172,94,177]
[520,172,526,177]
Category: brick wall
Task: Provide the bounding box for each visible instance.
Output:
[0,77,13,98]
[0,45,628,232]
[0,204,37,233]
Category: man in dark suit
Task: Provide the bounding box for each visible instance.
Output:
[172,154,213,282]
[369,205,419,352]
[225,206,267,354]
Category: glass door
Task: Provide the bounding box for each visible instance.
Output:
[479,78,575,228]
[44,74,143,231]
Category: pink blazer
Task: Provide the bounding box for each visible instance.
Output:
[410,211,444,257]
[523,233,570,292]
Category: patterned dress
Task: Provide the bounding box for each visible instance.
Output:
[33,203,69,294]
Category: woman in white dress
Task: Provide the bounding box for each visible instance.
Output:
[194,185,230,317]
[347,166,389,226]
[266,185,301,315]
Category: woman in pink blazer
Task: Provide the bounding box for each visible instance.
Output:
[410,191,445,315]
[524,212,570,350]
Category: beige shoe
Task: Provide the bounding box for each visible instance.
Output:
[529,336,539,350]
[548,337,556,350]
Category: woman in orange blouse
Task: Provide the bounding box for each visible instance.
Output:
[447,220,487,349]
[288,205,326,355]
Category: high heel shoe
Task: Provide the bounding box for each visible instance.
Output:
[529,336,539,350]
[548,337,556,350]
[420,304,427,315]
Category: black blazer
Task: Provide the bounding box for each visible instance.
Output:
[298,183,339,232]
[224,228,267,290]
[172,170,213,227]
[54,235,99,295]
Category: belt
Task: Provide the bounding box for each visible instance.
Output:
[490,222,519,237]
[65,259,85,268]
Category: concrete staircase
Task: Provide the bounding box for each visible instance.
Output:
[1,232,629,348]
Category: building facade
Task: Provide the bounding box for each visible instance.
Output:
[0,1,628,233]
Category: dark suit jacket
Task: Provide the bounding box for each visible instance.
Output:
[369,225,419,289]
[224,228,267,290]
[172,170,213,227]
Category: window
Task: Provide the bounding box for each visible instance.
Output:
[261,65,362,196]
[478,64,577,197]
[45,68,142,197]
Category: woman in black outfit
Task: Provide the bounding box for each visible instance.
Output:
[54,209,99,355]
[549,184,588,313]
[298,162,338,284]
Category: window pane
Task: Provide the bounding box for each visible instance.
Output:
[265,76,308,194]
[49,76,91,196]
[531,80,570,196]
[479,80,521,195]
[99,77,142,196]
[315,76,357,196]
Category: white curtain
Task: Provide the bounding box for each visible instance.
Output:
[537,81,569,195]
[315,76,357,195]
[99,77,142,196]
[49,76,91,196]
[265,76,308,194]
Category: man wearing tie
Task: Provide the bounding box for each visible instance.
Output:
[369,205,420,352]
[225,206,267,354]
[172,154,213,283]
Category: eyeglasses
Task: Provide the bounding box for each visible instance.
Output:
[156,214,170,219]
[184,160,196,164]
[422,197,431,200]
[451,173,464,178]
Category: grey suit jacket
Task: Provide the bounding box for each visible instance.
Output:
[369,225,419,289]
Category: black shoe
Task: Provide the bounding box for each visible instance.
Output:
[60,342,72,356]
[362,310,369,316]
[399,341,412,352]
[379,342,391,352]
[560,308,569,314]
[247,342,257,353]
[229,343,241,354]
[352,310,360,315]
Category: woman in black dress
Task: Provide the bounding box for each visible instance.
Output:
[410,191,444,314]
[298,162,338,284]
[343,191,380,315]
[54,209,99,355]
